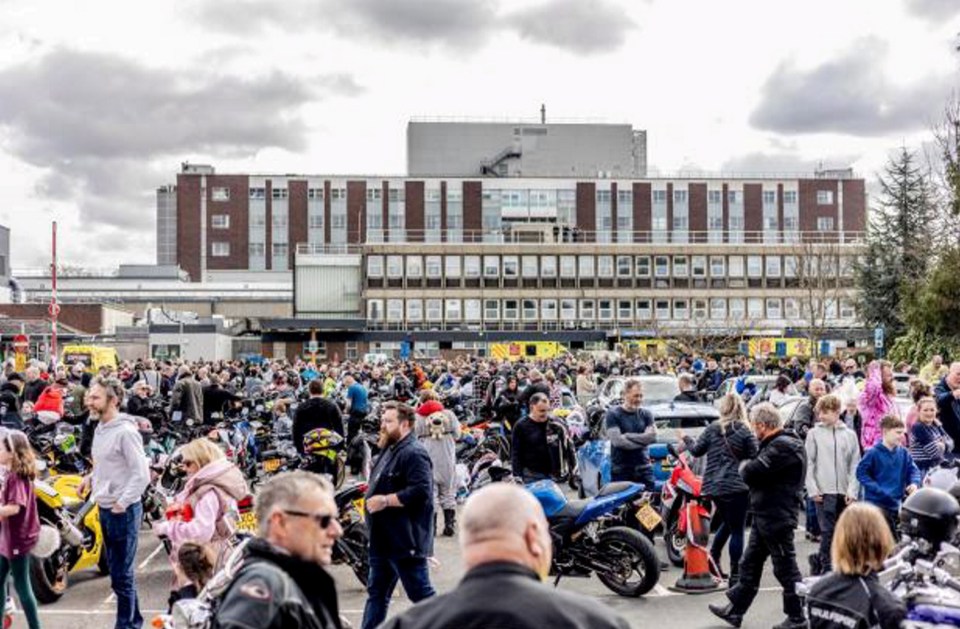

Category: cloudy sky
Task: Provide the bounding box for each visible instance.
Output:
[0,0,957,269]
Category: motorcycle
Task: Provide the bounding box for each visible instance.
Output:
[30,469,108,603]
[527,479,660,597]
[660,443,713,567]
[331,482,370,586]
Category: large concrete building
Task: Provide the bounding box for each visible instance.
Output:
[407,115,647,178]
[154,162,869,360]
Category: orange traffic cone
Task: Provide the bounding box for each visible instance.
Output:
[669,499,722,594]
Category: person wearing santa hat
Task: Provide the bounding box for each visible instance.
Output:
[414,391,461,536]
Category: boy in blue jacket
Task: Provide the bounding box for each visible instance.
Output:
[856,414,921,537]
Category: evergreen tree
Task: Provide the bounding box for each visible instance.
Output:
[855,147,938,336]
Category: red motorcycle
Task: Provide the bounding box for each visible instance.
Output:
[660,443,715,567]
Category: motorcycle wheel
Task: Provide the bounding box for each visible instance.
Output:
[30,547,68,604]
[595,526,659,597]
[665,514,685,567]
[340,523,370,586]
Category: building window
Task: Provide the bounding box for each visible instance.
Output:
[426,299,442,322]
[212,214,230,229]
[272,243,288,258]
[387,255,403,278]
[578,255,595,278]
[249,187,266,199]
[211,242,230,257]
[784,190,797,204]
[729,298,745,320]
[766,298,782,319]
[464,255,481,278]
[503,256,519,278]
[367,299,384,321]
[542,299,558,320]
[387,299,404,322]
[465,299,481,321]
[747,298,763,319]
[618,299,632,320]
[784,255,798,278]
[785,298,799,319]
[762,190,776,205]
[598,299,613,321]
[503,299,519,320]
[708,190,722,204]
[728,256,744,277]
[484,299,499,321]
[747,255,763,278]
[817,190,834,205]
[541,256,557,278]
[308,187,324,200]
[212,187,230,201]
[522,256,538,278]
[710,256,725,277]
[445,256,461,278]
[654,256,669,277]
[407,300,423,322]
[445,299,461,321]
[523,299,538,320]
[308,214,323,229]
[655,300,670,320]
[728,190,741,204]
[598,256,614,278]
[635,256,650,277]
[840,299,855,320]
[579,300,595,320]
[367,256,383,278]
[636,299,652,320]
[250,213,266,228]
[561,299,577,320]
[710,298,726,320]
[483,255,500,278]
[692,299,707,320]
[272,213,288,228]
[817,217,835,231]
[673,256,688,278]
[765,255,781,277]
[617,255,632,277]
[272,187,288,200]
[425,256,442,279]
[653,190,667,204]
[691,256,707,278]
[248,242,264,257]
[673,299,689,320]
[406,256,423,279]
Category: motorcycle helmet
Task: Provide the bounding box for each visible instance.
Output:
[302,428,344,455]
[900,487,960,550]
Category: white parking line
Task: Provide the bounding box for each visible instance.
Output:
[138,544,166,571]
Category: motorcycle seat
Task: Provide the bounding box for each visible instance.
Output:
[549,499,589,536]
[597,481,637,498]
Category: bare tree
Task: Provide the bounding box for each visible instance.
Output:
[793,240,857,359]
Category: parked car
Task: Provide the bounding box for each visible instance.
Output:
[713,375,800,407]
[577,375,719,498]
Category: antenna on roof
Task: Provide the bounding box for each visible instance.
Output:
[540,103,546,124]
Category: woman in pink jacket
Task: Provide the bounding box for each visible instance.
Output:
[858,360,900,450]
[153,438,249,607]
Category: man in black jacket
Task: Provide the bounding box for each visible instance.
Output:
[511,393,554,483]
[294,379,344,453]
[201,375,241,425]
[214,471,342,629]
[360,402,435,629]
[710,402,806,629]
[379,483,630,629]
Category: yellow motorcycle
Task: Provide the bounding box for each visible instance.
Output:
[31,472,108,603]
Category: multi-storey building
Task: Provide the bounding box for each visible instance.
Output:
[162,164,869,360]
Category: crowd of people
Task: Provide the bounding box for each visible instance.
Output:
[0,349,955,628]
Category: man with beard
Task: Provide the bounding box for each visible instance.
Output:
[360,402,435,629]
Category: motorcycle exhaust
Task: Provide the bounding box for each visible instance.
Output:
[56,515,83,547]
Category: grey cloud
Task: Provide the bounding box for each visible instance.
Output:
[0,48,361,232]
[905,0,960,21]
[720,151,860,176]
[750,38,952,136]
[506,0,635,54]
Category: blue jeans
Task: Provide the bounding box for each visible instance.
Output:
[100,503,143,629]
[805,496,821,536]
[360,555,435,629]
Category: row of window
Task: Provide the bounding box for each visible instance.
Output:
[366,254,855,281]
[366,297,856,323]
[232,186,836,206]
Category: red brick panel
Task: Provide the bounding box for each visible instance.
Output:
[722,183,729,243]
[264,180,273,270]
[463,181,482,242]
[381,181,390,242]
[347,181,366,244]
[204,174,249,272]
[406,181,425,243]
[799,179,839,241]
[634,182,651,241]
[743,183,762,241]
[176,174,202,281]
[0,304,106,335]
[610,182,619,231]
[323,181,332,244]
[842,179,866,235]
[689,183,707,242]
[666,182,674,241]
[288,180,307,267]
[777,183,785,238]
[576,182,596,239]
[440,181,448,241]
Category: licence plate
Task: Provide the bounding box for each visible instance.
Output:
[352,498,366,520]
[263,458,281,473]
[636,503,663,531]
[237,511,257,533]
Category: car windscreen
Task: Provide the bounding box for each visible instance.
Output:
[642,379,680,404]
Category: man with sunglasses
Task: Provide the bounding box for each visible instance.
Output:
[215,471,343,629]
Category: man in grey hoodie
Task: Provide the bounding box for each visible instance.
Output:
[82,377,150,629]
[805,393,861,575]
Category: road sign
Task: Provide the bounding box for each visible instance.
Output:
[12,334,28,353]
[874,327,885,349]
[307,340,319,354]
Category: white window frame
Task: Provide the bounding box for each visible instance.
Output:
[211,242,230,257]
[211,214,230,229]
[212,187,230,202]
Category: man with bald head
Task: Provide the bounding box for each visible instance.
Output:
[379,484,629,629]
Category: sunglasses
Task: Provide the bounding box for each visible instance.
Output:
[282,509,336,529]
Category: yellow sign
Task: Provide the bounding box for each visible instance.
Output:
[14,353,26,373]
[747,338,812,358]
[490,342,565,361]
